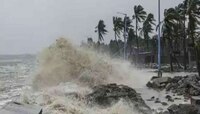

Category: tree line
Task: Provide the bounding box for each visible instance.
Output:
[84,0,200,74]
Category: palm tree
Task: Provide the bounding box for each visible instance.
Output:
[95,20,108,42]
[113,17,123,41]
[127,28,135,57]
[185,0,200,76]
[162,8,180,71]
[175,2,188,70]
[185,0,200,46]
[140,13,156,51]
[133,5,147,52]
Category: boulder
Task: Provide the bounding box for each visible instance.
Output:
[167,104,198,114]
[147,74,200,96]
[147,77,171,89]
[86,83,152,114]
[0,102,42,114]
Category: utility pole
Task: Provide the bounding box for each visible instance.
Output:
[158,0,162,77]
[117,12,128,60]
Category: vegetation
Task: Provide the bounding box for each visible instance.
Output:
[84,0,200,75]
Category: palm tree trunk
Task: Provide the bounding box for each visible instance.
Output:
[136,19,139,63]
[183,2,187,70]
[195,45,200,77]
[169,38,174,72]
[136,19,139,51]
[183,20,187,70]
[114,31,119,49]
[146,37,149,51]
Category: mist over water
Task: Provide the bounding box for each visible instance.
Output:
[23,38,152,114]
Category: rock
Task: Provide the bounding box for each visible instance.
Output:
[151,96,155,100]
[191,96,200,106]
[161,111,170,114]
[168,98,174,102]
[147,77,172,89]
[167,104,179,113]
[168,104,198,114]
[174,97,181,100]
[161,102,168,106]
[155,98,161,103]
[146,96,155,101]
[152,77,171,86]
[86,83,152,114]
[147,74,200,96]
[165,83,172,91]
[165,95,174,102]
[0,102,42,114]
[158,107,164,111]
[165,95,172,99]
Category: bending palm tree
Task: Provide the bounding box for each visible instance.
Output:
[175,2,188,70]
[185,0,200,75]
[162,8,180,71]
[140,13,156,51]
[186,0,200,46]
[113,17,123,41]
[95,20,108,43]
[133,5,147,52]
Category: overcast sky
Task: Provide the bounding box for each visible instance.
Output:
[0,0,184,54]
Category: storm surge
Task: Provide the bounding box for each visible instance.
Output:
[22,38,151,114]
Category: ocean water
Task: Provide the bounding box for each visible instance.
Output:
[0,55,36,108]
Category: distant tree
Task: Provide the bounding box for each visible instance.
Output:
[87,37,94,47]
[95,20,108,42]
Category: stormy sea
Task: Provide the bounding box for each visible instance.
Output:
[0,38,193,114]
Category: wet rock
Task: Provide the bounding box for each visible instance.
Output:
[155,98,161,103]
[174,97,181,100]
[147,77,172,89]
[146,96,155,101]
[151,96,155,100]
[167,104,198,114]
[158,107,164,111]
[168,98,174,102]
[166,83,172,91]
[160,111,170,114]
[165,95,172,99]
[147,74,200,96]
[161,102,168,106]
[0,102,43,114]
[87,83,152,114]
[165,95,174,102]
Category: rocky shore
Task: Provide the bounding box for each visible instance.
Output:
[146,74,200,114]
[146,74,200,96]
[87,83,152,114]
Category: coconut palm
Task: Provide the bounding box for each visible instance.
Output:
[95,20,108,42]
[127,28,135,56]
[185,0,200,46]
[162,8,180,71]
[113,17,123,41]
[140,13,156,51]
[185,0,200,75]
[175,2,188,70]
[133,5,147,52]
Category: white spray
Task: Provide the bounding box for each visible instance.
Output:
[22,38,152,114]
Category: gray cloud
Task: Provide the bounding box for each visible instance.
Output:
[0,0,183,54]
